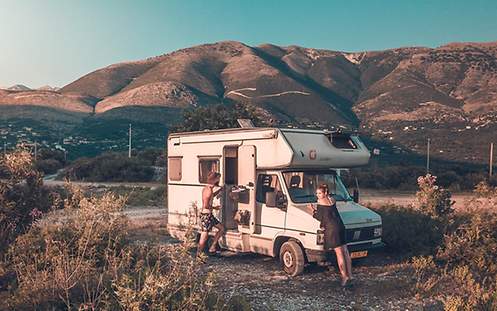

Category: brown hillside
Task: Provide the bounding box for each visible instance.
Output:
[3,40,497,163]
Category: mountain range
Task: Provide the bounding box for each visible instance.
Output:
[1,41,496,163]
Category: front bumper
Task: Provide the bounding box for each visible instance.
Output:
[305,241,385,263]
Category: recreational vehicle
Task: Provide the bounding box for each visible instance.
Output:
[167,127,383,276]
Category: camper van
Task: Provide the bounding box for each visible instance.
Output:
[167,127,383,276]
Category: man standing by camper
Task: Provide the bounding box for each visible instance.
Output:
[198,171,225,256]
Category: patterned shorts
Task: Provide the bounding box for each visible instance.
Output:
[200,213,220,232]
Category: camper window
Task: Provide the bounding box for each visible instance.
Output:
[168,157,182,181]
[283,170,352,203]
[256,174,281,204]
[330,134,358,149]
[199,158,220,183]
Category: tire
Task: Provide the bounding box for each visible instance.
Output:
[279,240,305,276]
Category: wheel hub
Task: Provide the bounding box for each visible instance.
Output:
[283,251,293,267]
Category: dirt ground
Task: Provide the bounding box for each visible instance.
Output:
[125,207,443,311]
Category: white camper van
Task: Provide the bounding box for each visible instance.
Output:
[167,127,383,276]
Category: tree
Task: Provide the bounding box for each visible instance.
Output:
[172,103,268,132]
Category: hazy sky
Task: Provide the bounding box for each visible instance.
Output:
[1,0,496,88]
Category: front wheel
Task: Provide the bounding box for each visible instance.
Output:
[279,241,305,276]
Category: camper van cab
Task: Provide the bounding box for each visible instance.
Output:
[167,127,383,276]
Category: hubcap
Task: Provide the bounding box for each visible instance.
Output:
[283,251,294,267]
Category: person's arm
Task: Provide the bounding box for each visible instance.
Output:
[308,204,319,220]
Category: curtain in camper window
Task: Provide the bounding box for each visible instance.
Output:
[168,157,182,181]
[199,158,220,183]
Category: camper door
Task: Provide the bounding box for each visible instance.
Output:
[237,145,256,233]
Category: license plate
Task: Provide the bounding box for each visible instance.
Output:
[351,250,368,259]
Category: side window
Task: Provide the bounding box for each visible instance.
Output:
[199,158,220,183]
[168,157,182,181]
[256,174,281,203]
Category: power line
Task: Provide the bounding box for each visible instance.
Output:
[128,124,132,158]
[490,142,494,178]
[426,138,430,174]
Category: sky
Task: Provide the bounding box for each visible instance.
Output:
[1,0,496,88]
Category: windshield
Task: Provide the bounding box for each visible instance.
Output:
[282,170,352,203]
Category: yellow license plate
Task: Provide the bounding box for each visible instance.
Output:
[351,251,368,259]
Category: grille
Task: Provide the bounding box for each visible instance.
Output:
[345,225,381,242]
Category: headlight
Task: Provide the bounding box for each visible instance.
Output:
[316,229,325,245]
[374,227,382,237]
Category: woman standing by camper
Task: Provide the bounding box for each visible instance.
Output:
[308,184,353,287]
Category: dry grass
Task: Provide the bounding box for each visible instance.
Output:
[0,150,244,310]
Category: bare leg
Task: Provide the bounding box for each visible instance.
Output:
[343,246,353,280]
[208,224,225,252]
[197,231,209,254]
[334,247,348,285]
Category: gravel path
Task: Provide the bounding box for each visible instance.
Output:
[204,252,442,311]
[124,207,444,310]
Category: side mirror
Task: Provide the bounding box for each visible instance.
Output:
[353,189,359,203]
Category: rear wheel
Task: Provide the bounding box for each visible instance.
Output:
[279,241,305,276]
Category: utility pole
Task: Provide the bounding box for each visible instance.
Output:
[3,142,6,154]
[426,138,430,174]
[128,124,132,158]
[34,141,37,161]
[490,142,494,178]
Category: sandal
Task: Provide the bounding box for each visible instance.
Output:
[341,278,353,288]
[208,250,222,257]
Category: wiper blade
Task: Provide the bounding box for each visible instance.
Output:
[293,194,315,199]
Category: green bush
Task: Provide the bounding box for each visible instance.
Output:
[106,185,166,207]
[343,165,493,191]
[34,148,67,175]
[412,183,497,310]
[371,204,444,255]
[35,158,63,175]
[64,152,155,182]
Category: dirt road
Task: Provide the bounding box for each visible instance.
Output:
[361,190,472,210]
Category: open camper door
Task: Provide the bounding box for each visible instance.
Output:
[237,145,256,234]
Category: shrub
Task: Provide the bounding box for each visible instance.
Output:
[64,152,155,182]
[136,148,164,166]
[35,148,66,175]
[415,174,454,218]
[5,187,129,309]
[371,204,444,255]
[0,149,57,255]
[412,182,497,310]
[35,158,64,175]
[1,183,243,310]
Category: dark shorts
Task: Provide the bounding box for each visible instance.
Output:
[200,213,220,232]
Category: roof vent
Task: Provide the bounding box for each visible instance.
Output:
[237,119,255,128]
